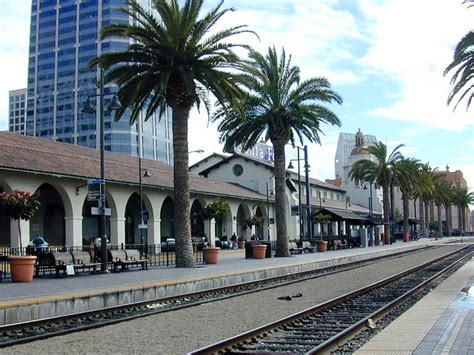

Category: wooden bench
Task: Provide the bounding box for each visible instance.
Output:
[108,249,148,272]
[52,251,98,277]
[71,251,101,273]
[288,241,303,255]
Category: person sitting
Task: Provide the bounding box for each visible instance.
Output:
[230,232,238,249]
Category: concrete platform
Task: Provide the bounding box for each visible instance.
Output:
[356,245,474,355]
[0,237,468,326]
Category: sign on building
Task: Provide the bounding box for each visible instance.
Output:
[87,179,101,201]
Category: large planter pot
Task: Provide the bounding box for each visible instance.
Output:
[8,255,37,282]
[202,247,220,264]
[238,240,246,249]
[252,244,267,259]
[316,241,328,252]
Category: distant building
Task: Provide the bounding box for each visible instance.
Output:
[8,89,27,134]
[334,129,382,214]
[25,0,173,163]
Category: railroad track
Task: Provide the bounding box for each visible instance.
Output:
[0,246,444,348]
[190,245,473,354]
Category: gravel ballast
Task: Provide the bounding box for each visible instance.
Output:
[2,245,465,355]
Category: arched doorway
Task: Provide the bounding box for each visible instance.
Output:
[254,206,265,239]
[82,199,111,246]
[0,186,10,247]
[30,184,65,246]
[160,197,174,243]
[190,200,204,238]
[124,193,141,246]
[236,204,251,239]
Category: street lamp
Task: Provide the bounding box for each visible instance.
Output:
[82,68,121,273]
[138,156,151,256]
[287,145,311,242]
[266,178,273,242]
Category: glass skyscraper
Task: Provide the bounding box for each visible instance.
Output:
[25,0,173,163]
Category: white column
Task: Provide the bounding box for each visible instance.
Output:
[65,216,83,247]
[11,219,30,249]
[209,219,216,246]
[110,217,126,246]
[148,218,161,245]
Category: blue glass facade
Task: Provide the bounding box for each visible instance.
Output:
[26,0,173,162]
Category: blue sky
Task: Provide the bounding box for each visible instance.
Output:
[0,0,473,194]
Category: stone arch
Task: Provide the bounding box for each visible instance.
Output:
[236,203,252,239]
[254,205,266,240]
[124,193,141,246]
[160,196,174,242]
[81,197,111,246]
[30,183,66,246]
[190,199,205,239]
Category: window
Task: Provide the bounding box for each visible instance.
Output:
[232,164,243,176]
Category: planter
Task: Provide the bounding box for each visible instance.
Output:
[316,241,328,252]
[252,244,267,259]
[8,255,37,282]
[202,247,220,264]
[238,240,246,249]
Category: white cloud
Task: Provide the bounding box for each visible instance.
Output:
[358,0,473,131]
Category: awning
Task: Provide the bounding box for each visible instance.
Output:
[314,208,367,222]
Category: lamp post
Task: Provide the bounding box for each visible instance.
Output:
[287,145,311,243]
[266,181,271,242]
[82,68,121,273]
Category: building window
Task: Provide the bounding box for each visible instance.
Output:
[232,164,243,176]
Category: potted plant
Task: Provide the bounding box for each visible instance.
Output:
[250,238,267,259]
[199,199,229,264]
[313,213,331,252]
[0,190,40,281]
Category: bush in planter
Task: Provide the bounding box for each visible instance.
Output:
[0,190,40,254]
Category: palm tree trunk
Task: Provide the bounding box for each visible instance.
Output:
[173,105,195,268]
[447,205,452,236]
[436,204,442,236]
[273,142,289,257]
[402,194,410,239]
[382,184,390,244]
[424,200,430,232]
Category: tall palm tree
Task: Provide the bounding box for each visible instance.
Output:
[392,157,420,241]
[90,0,253,267]
[349,142,403,245]
[452,187,474,233]
[213,46,342,257]
[417,163,438,232]
[444,1,474,110]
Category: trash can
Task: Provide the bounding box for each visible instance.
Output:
[261,241,272,258]
[245,242,253,259]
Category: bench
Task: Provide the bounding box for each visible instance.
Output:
[52,251,98,277]
[108,249,148,272]
[71,251,101,273]
[302,241,316,253]
[288,241,303,255]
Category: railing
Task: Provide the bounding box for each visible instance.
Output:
[0,243,203,281]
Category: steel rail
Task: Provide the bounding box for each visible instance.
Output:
[189,245,472,354]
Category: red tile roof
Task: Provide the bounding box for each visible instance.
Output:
[0,132,267,201]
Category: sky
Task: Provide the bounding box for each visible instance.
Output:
[0,0,473,197]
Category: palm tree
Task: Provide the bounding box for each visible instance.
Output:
[452,187,474,233]
[433,178,450,236]
[444,1,474,110]
[392,157,420,241]
[417,163,439,233]
[213,46,342,257]
[349,142,403,245]
[90,0,253,267]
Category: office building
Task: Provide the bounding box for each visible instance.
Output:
[25,0,172,162]
[8,88,27,134]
